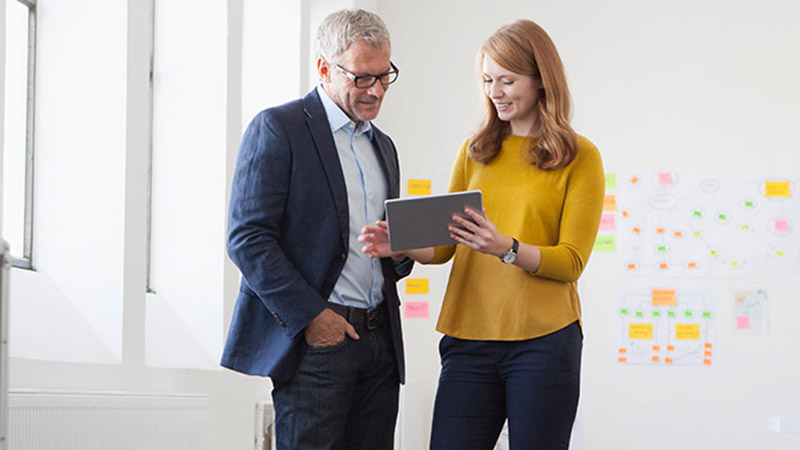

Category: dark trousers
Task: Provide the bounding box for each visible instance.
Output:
[272,323,399,450]
[429,321,583,450]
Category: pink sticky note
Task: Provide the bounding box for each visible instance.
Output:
[658,172,673,185]
[599,213,616,231]
[404,301,429,319]
[775,218,789,232]
[737,316,750,330]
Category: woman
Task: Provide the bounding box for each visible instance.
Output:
[360,19,604,449]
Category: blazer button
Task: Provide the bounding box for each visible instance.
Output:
[340,253,346,261]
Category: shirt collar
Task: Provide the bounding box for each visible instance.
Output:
[317,85,373,140]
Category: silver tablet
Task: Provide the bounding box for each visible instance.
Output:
[384,190,483,251]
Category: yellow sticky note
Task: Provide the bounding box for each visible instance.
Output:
[603,194,617,211]
[405,278,429,294]
[652,289,677,306]
[407,179,431,196]
[675,324,701,340]
[765,181,790,198]
[628,323,653,340]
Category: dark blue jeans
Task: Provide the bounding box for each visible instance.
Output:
[430,321,582,450]
[272,323,399,450]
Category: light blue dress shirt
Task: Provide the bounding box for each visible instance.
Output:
[317,86,387,309]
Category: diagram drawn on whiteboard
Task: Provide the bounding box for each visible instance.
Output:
[617,287,714,366]
[617,170,800,277]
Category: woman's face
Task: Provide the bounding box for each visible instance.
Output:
[482,55,542,136]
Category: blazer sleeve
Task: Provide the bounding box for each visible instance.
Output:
[226,111,327,339]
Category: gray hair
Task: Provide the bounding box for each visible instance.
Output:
[314,8,391,63]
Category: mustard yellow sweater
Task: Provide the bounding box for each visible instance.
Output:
[429,134,604,340]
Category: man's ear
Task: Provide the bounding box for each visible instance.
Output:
[317,57,330,82]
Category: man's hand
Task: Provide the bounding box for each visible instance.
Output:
[304,308,360,347]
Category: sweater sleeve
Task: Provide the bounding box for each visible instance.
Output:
[428,139,470,264]
[535,140,605,282]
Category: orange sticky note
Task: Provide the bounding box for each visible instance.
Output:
[621,210,629,219]
[618,348,628,354]
[626,262,638,270]
[687,261,697,269]
[665,357,674,364]
[632,226,641,234]
[673,231,684,238]
[667,345,675,352]
[603,195,617,211]
[704,350,713,357]
[656,227,665,234]
[651,356,660,362]
[630,176,640,185]
[618,357,627,363]
[658,262,669,270]
[652,289,677,306]
[703,359,712,365]
[704,342,713,349]
[404,301,429,319]
[652,345,661,352]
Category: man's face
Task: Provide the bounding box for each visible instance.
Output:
[319,40,392,123]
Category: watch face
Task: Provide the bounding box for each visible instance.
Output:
[502,252,517,264]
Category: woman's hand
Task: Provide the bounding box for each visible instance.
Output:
[359,221,405,261]
[449,207,514,257]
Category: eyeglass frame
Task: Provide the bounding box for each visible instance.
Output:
[332,61,400,89]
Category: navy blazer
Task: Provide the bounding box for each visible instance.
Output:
[222,89,411,383]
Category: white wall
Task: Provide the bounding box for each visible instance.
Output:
[374,0,800,449]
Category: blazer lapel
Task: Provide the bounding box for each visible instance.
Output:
[371,129,400,205]
[303,90,349,249]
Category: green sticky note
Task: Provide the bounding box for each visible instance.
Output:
[667,311,676,318]
[593,235,616,252]
[653,311,661,317]
[605,173,617,190]
[620,308,629,315]
[718,214,728,220]
[693,210,703,218]
[635,311,644,318]
[684,311,693,318]
[657,245,667,252]
[744,200,754,208]
[703,311,712,319]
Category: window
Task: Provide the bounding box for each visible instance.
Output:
[2,0,36,269]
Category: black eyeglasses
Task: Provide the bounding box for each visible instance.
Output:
[334,61,400,89]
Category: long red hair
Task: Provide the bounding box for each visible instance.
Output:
[469,20,577,170]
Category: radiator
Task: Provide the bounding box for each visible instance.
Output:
[7,390,208,450]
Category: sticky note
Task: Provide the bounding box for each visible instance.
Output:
[667,311,676,318]
[605,173,617,189]
[704,342,713,349]
[603,195,617,211]
[687,262,697,269]
[651,356,660,362]
[620,308,629,315]
[704,350,713,357]
[593,235,615,252]
[629,323,654,339]
[405,278,429,294]
[626,262,638,270]
[404,301,429,319]
[665,357,674,364]
[618,348,628,354]
[407,179,431,196]
[718,213,728,221]
[703,359,712,365]
[652,345,661,352]
[630,176,640,185]
[618,357,627,363]
[744,200,755,208]
[673,231,684,238]
[675,324,701,340]
[621,210,629,219]
[658,172,673,185]
[658,262,669,270]
[702,311,712,319]
[635,311,644,318]
[693,230,702,237]
[632,226,641,234]
[737,316,750,329]
[599,213,616,231]
[765,181,790,198]
[653,311,661,317]
[667,345,675,352]
[774,218,789,232]
[657,245,667,252]
[740,224,750,231]
[652,289,677,306]
[693,210,703,218]
[656,227,665,234]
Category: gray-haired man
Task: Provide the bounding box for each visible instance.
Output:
[222,8,411,449]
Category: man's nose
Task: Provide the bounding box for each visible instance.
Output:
[366,81,386,97]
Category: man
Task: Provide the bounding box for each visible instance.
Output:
[221,8,411,450]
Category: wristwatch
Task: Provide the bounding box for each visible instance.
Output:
[499,237,519,264]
